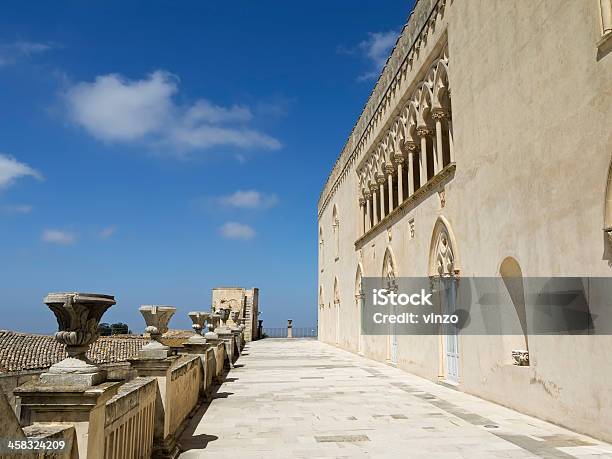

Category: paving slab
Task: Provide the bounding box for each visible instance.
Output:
[178,339,612,459]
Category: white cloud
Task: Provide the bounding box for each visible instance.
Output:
[220,222,255,240]
[65,71,176,142]
[1,204,33,214]
[218,190,278,209]
[0,154,42,189]
[100,226,117,239]
[340,31,398,81]
[0,40,52,67]
[42,229,77,245]
[64,71,281,153]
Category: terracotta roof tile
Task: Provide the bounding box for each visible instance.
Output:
[0,330,149,373]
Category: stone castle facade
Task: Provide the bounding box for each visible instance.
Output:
[317,0,612,443]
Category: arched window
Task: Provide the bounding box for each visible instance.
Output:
[332,205,340,260]
[500,257,529,366]
[382,247,397,290]
[428,216,460,383]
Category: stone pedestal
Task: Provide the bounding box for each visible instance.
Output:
[216,329,237,367]
[182,337,215,400]
[203,334,229,382]
[15,381,120,459]
[230,328,242,354]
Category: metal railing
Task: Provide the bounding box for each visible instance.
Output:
[263,327,318,338]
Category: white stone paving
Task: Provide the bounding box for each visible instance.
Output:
[178,339,612,459]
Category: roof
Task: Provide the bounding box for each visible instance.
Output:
[0,330,149,374]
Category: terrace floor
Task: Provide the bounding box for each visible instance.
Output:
[178,339,612,459]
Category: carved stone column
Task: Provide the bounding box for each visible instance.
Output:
[602,0,612,35]
[364,190,372,231]
[139,305,176,359]
[377,174,386,220]
[432,110,446,173]
[394,154,405,204]
[405,142,417,195]
[370,183,379,225]
[385,164,394,213]
[41,292,116,386]
[359,198,366,236]
[417,127,430,186]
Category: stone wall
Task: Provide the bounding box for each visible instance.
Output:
[167,356,201,439]
[318,0,612,444]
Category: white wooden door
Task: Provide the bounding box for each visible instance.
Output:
[443,279,459,382]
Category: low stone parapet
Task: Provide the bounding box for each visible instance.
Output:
[103,377,156,459]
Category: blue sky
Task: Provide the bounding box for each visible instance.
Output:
[0,1,412,333]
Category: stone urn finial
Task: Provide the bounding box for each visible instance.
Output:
[41,292,116,386]
[230,310,240,330]
[139,305,176,359]
[208,312,220,332]
[205,312,221,340]
[187,311,210,344]
[188,311,210,335]
[218,307,230,328]
[239,318,246,331]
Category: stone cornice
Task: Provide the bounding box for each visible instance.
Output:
[317,0,448,218]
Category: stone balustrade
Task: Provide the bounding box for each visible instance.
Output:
[103,377,156,459]
[6,292,245,459]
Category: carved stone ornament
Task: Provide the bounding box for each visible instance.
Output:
[138,305,176,359]
[41,292,116,386]
[216,307,231,332]
[438,188,446,208]
[188,311,210,344]
[431,109,447,121]
[205,312,221,340]
[230,310,241,330]
[435,229,455,276]
[416,126,430,137]
[408,218,415,239]
[512,350,530,366]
